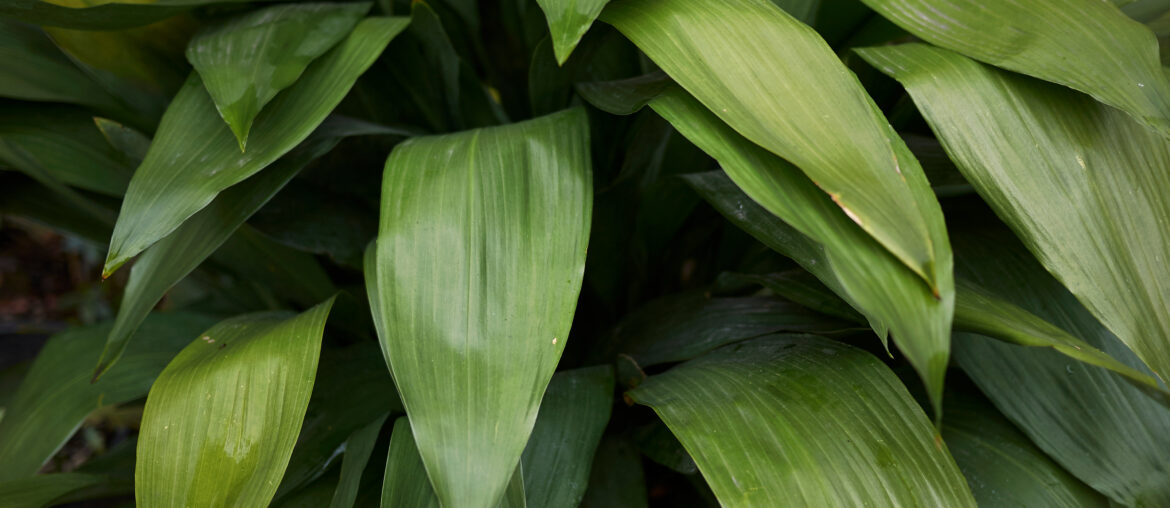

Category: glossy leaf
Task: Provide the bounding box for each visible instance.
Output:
[858,0,1170,137]
[369,108,591,507]
[668,113,951,414]
[521,366,614,508]
[601,0,951,293]
[535,0,610,64]
[136,298,335,507]
[949,225,1170,505]
[330,413,388,508]
[104,17,409,276]
[94,116,397,379]
[943,391,1108,507]
[0,314,216,481]
[0,20,128,117]
[187,3,370,148]
[601,290,857,367]
[628,334,975,507]
[860,43,1170,382]
[380,418,527,508]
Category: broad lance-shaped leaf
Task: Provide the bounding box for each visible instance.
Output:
[521,366,613,508]
[598,290,858,367]
[380,418,528,508]
[858,0,1170,138]
[949,224,1170,505]
[0,313,216,481]
[601,0,950,292]
[943,391,1108,507]
[187,3,370,149]
[0,20,132,119]
[535,0,610,65]
[136,298,335,508]
[639,85,951,416]
[370,108,591,507]
[859,43,1170,382]
[628,334,975,507]
[0,474,106,508]
[0,102,134,197]
[104,16,409,276]
[93,116,401,379]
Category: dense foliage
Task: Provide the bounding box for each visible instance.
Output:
[1,0,1169,506]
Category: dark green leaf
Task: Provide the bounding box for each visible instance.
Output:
[104,17,409,275]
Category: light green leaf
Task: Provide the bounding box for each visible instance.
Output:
[0,314,216,481]
[859,43,1170,382]
[535,0,610,65]
[600,290,857,368]
[949,225,1170,505]
[601,0,950,293]
[661,91,951,415]
[380,418,526,508]
[858,0,1170,137]
[187,3,370,149]
[0,19,129,117]
[944,391,1108,507]
[521,366,613,508]
[94,116,396,379]
[369,108,591,507]
[628,334,975,507]
[0,473,104,508]
[136,298,336,508]
[330,413,388,508]
[104,16,409,276]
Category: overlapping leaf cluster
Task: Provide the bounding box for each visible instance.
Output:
[1,0,1168,506]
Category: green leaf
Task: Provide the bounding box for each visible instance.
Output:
[575,71,670,116]
[330,413,389,508]
[380,418,439,508]
[94,116,396,379]
[716,271,866,323]
[0,473,105,508]
[521,366,614,508]
[601,0,950,293]
[535,0,610,64]
[948,225,1170,505]
[858,0,1170,138]
[0,0,244,30]
[104,16,409,276]
[579,436,648,508]
[666,104,951,415]
[943,391,1108,507]
[275,341,402,500]
[0,20,129,117]
[628,334,975,507]
[601,290,857,367]
[859,43,1170,382]
[380,418,527,508]
[187,3,371,149]
[0,313,216,481]
[136,298,336,508]
[368,108,591,507]
[954,280,1170,405]
[0,102,134,197]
